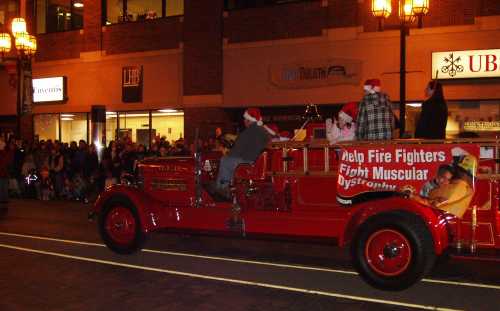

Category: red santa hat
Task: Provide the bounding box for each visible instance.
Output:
[264,123,279,136]
[363,79,381,94]
[338,101,358,123]
[243,108,263,126]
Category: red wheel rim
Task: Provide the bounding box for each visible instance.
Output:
[364,229,412,277]
[105,206,136,245]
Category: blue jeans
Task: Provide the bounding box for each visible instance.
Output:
[216,156,246,190]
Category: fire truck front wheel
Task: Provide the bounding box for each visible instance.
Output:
[99,196,145,254]
[351,212,436,291]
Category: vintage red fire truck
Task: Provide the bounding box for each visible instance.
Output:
[91,134,499,291]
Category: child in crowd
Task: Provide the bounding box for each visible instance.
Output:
[38,167,54,201]
[60,178,75,200]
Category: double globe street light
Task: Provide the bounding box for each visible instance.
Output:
[0,17,37,137]
[371,0,430,137]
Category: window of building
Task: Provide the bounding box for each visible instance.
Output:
[34,114,60,141]
[151,109,184,144]
[36,0,84,34]
[406,100,500,139]
[34,109,184,146]
[224,0,312,10]
[104,0,183,25]
[60,113,88,143]
[0,1,18,26]
[447,100,500,138]
[106,111,118,144]
[118,111,150,146]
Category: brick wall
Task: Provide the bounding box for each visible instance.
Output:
[35,31,82,62]
[224,0,326,43]
[183,107,234,144]
[479,0,500,16]
[20,114,33,142]
[327,0,359,28]
[83,0,102,52]
[362,0,478,32]
[33,0,500,62]
[183,0,223,95]
[103,18,182,55]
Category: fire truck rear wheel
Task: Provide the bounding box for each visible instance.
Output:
[351,212,436,291]
[99,196,145,254]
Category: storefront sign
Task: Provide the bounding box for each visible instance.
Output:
[336,144,480,213]
[269,59,361,89]
[464,121,500,132]
[32,77,67,103]
[432,49,500,79]
[122,66,143,103]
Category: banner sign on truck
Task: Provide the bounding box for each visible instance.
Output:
[336,144,480,218]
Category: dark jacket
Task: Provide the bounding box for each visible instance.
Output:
[0,149,13,178]
[415,96,448,139]
[228,123,270,162]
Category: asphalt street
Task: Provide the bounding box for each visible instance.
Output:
[0,200,499,311]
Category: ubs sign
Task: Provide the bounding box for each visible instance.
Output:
[432,49,500,79]
[32,77,67,103]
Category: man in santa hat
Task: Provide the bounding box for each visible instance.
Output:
[326,101,358,144]
[215,107,270,198]
[356,79,394,140]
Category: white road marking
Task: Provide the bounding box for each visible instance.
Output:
[1,231,500,291]
[0,242,462,311]
[0,232,103,247]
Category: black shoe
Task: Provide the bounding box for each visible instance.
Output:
[204,182,231,202]
[215,187,231,201]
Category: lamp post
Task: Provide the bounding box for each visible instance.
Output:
[0,17,37,138]
[371,0,429,138]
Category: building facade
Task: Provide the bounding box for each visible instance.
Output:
[0,0,499,144]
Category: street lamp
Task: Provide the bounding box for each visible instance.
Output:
[0,17,37,138]
[371,0,430,137]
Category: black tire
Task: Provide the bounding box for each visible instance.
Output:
[351,211,436,291]
[98,196,145,254]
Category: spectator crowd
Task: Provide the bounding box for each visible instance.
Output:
[0,135,204,204]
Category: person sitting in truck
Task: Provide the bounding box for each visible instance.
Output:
[214,108,270,199]
[326,101,358,144]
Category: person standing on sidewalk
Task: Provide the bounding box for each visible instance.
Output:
[356,79,395,140]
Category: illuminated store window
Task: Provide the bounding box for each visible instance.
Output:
[118,111,150,145]
[106,111,118,144]
[152,109,184,144]
[104,0,183,25]
[447,100,500,138]
[60,113,88,143]
[34,114,60,142]
[36,0,84,34]
[407,100,500,139]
